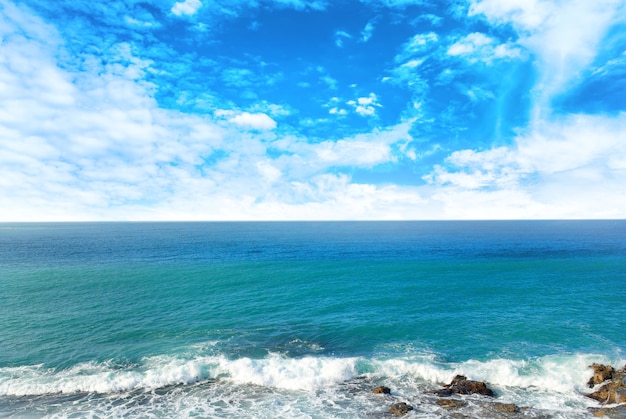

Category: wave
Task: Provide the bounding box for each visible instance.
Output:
[1,350,623,410]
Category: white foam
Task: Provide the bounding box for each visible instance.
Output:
[0,357,213,396]
[1,350,623,413]
[369,352,626,411]
[0,354,359,396]
[218,353,358,391]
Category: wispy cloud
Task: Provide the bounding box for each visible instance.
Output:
[395,32,439,63]
[334,30,352,47]
[470,0,622,116]
[360,20,376,42]
[447,32,521,64]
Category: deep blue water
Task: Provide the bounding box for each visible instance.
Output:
[1,221,625,418]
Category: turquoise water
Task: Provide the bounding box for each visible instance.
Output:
[1,221,625,417]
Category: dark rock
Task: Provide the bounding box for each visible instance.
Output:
[435,375,494,397]
[589,364,615,388]
[372,386,391,394]
[389,402,414,416]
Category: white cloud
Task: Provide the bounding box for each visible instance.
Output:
[329,107,348,116]
[447,32,521,64]
[269,119,414,179]
[397,32,439,60]
[2,0,624,221]
[171,0,202,16]
[447,32,492,55]
[0,2,429,222]
[334,30,352,47]
[256,160,282,183]
[228,112,277,130]
[346,93,382,117]
[469,0,622,116]
[124,16,159,28]
[469,0,552,29]
[240,173,429,220]
[425,113,626,219]
[361,20,375,42]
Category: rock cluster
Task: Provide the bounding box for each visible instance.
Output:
[588,363,616,388]
[370,386,415,416]
[586,364,626,405]
[371,375,500,416]
[434,374,495,397]
[364,363,626,417]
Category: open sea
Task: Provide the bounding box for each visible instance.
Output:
[0,221,625,418]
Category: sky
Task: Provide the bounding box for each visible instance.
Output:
[1,0,625,221]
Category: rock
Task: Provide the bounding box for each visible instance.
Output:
[437,399,466,409]
[435,375,495,397]
[389,402,414,416]
[493,402,519,413]
[588,383,626,404]
[372,386,391,394]
[590,405,626,418]
[589,364,615,388]
[587,365,626,405]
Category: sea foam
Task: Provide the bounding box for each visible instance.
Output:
[1,350,622,405]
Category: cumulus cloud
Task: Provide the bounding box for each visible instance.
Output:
[346,93,382,116]
[228,112,277,130]
[2,0,625,221]
[0,1,427,221]
[171,0,202,16]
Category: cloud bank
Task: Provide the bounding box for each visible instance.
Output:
[0,0,624,220]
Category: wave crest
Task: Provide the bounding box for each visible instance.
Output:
[1,351,622,402]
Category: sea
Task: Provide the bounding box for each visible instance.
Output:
[0,221,624,418]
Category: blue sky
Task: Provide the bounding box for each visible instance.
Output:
[1,0,625,220]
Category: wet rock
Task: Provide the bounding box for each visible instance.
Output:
[389,402,414,416]
[587,365,626,405]
[434,375,495,397]
[437,398,467,409]
[590,405,626,418]
[588,383,626,404]
[589,364,615,388]
[372,386,391,394]
[493,402,519,413]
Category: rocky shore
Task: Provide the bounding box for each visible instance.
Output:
[587,364,626,418]
[367,363,626,418]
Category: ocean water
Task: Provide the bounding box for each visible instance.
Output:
[0,221,624,418]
